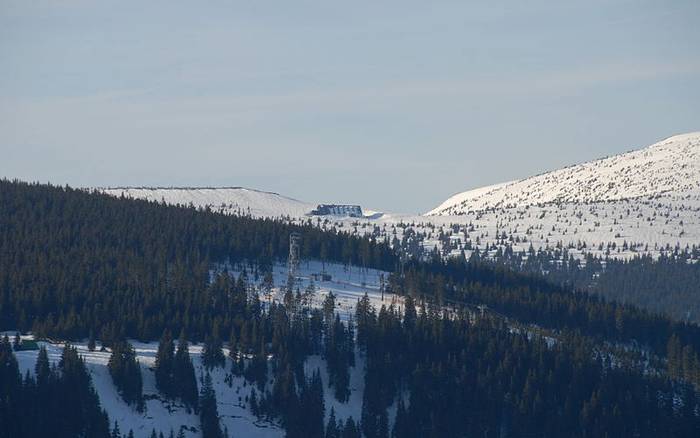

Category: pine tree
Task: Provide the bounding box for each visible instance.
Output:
[392,399,408,438]
[31,345,53,436]
[57,343,111,438]
[13,332,21,350]
[111,421,121,438]
[403,295,416,330]
[378,409,389,438]
[250,388,259,417]
[299,369,325,438]
[174,331,199,411]
[202,333,225,369]
[325,407,339,438]
[108,340,143,410]
[342,418,361,438]
[323,292,336,329]
[199,372,223,438]
[88,330,97,352]
[228,329,238,360]
[34,345,51,387]
[155,330,175,398]
[0,335,22,438]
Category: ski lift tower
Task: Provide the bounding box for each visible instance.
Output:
[288,232,301,278]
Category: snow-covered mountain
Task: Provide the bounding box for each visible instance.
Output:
[416,133,700,260]
[427,133,700,215]
[97,133,700,262]
[101,187,316,219]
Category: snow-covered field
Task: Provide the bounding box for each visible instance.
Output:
[12,261,395,438]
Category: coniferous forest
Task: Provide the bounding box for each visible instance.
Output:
[469,244,700,324]
[1,179,700,437]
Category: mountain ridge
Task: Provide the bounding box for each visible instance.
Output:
[427,132,700,216]
[100,186,316,218]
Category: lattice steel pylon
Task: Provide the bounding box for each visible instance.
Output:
[288,232,301,278]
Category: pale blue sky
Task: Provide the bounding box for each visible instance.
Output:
[1,0,699,212]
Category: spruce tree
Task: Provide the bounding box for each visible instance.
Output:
[199,372,223,438]
[173,331,199,411]
[155,330,175,398]
[111,422,121,438]
[325,408,339,438]
[202,333,225,369]
[108,341,143,411]
[88,330,96,352]
[0,335,22,438]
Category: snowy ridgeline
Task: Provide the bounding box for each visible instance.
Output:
[295,196,700,263]
[97,133,700,262]
[13,262,398,438]
[308,133,700,261]
[99,187,317,219]
[427,132,700,214]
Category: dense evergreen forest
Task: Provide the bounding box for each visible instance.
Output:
[0,179,396,340]
[1,179,700,437]
[0,337,111,438]
[475,245,700,324]
[390,217,700,323]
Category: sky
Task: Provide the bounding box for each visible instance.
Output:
[1,1,699,213]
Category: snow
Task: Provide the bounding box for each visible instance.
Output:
[14,340,283,438]
[100,187,316,219]
[95,133,700,262]
[99,187,384,221]
[12,261,397,438]
[223,260,400,321]
[427,132,700,214]
[426,181,513,217]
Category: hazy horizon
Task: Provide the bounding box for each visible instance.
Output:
[2,1,699,212]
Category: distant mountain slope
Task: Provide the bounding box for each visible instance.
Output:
[101,187,316,218]
[428,132,700,215]
[96,134,700,265]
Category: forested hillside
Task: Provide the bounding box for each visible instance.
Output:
[470,246,700,323]
[0,179,396,340]
[1,179,700,437]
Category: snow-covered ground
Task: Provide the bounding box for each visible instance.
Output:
[427,132,700,214]
[13,336,285,438]
[96,133,700,262]
[11,261,396,438]
[100,187,316,219]
[220,260,399,321]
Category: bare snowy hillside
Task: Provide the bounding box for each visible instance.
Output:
[101,187,316,219]
[428,133,700,215]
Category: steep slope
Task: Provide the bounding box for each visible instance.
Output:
[101,187,316,218]
[428,132,700,215]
